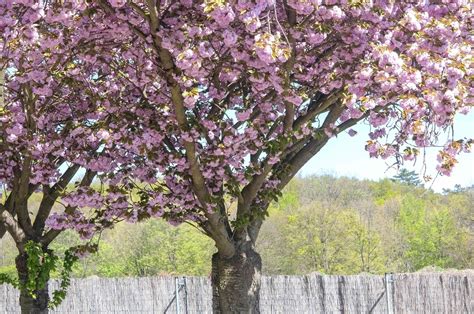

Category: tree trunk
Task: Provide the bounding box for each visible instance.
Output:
[15,253,49,314]
[211,245,262,313]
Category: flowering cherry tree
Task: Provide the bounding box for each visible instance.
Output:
[1,0,473,312]
[0,1,146,311]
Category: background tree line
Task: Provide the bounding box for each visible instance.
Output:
[1,174,472,278]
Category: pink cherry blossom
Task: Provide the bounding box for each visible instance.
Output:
[0,4,472,310]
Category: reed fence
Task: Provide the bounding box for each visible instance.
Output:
[1,271,472,313]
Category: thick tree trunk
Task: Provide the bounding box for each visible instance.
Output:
[211,245,262,313]
[15,253,49,314]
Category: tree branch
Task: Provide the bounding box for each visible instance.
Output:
[98,0,236,257]
[33,164,81,235]
[0,204,26,251]
[41,169,97,245]
[293,91,342,130]
[14,156,34,237]
[277,105,373,190]
[146,24,236,256]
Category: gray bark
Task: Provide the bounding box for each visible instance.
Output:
[15,253,49,314]
[211,245,262,313]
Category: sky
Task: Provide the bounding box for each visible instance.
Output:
[300,111,474,192]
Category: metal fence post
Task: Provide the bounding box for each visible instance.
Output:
[175,277,181,314]
[175,277,188,314]
[181,277,188,313]
[385,273,395,314]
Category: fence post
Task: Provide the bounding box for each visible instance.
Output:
[175,277,180,314]
[181,277,188,312]
[385,273,395,314]
[175,277,188,314]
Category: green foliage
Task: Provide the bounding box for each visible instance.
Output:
[258,176,472,275]
[391,168,422,186]
[50,249,79,307]
[0,265,16,279]
[273,183,299,212]
[0,271,18,289]
[56,219,215,278]
[24,241,58,298]
[1,176,472,279]
[0,241,79,308]
[443,184,474,194]
[262,204,386,275]
[396,196,467,271]
[285,207,362,274]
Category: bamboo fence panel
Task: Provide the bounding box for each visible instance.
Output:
[1,272,472,313]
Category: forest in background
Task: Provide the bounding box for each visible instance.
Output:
[1,173,473,278]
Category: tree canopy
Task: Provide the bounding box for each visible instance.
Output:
[391,168,422,186]
[1,0,472,254]
[0,1,472,311]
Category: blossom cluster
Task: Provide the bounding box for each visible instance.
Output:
[0,0,471,239]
